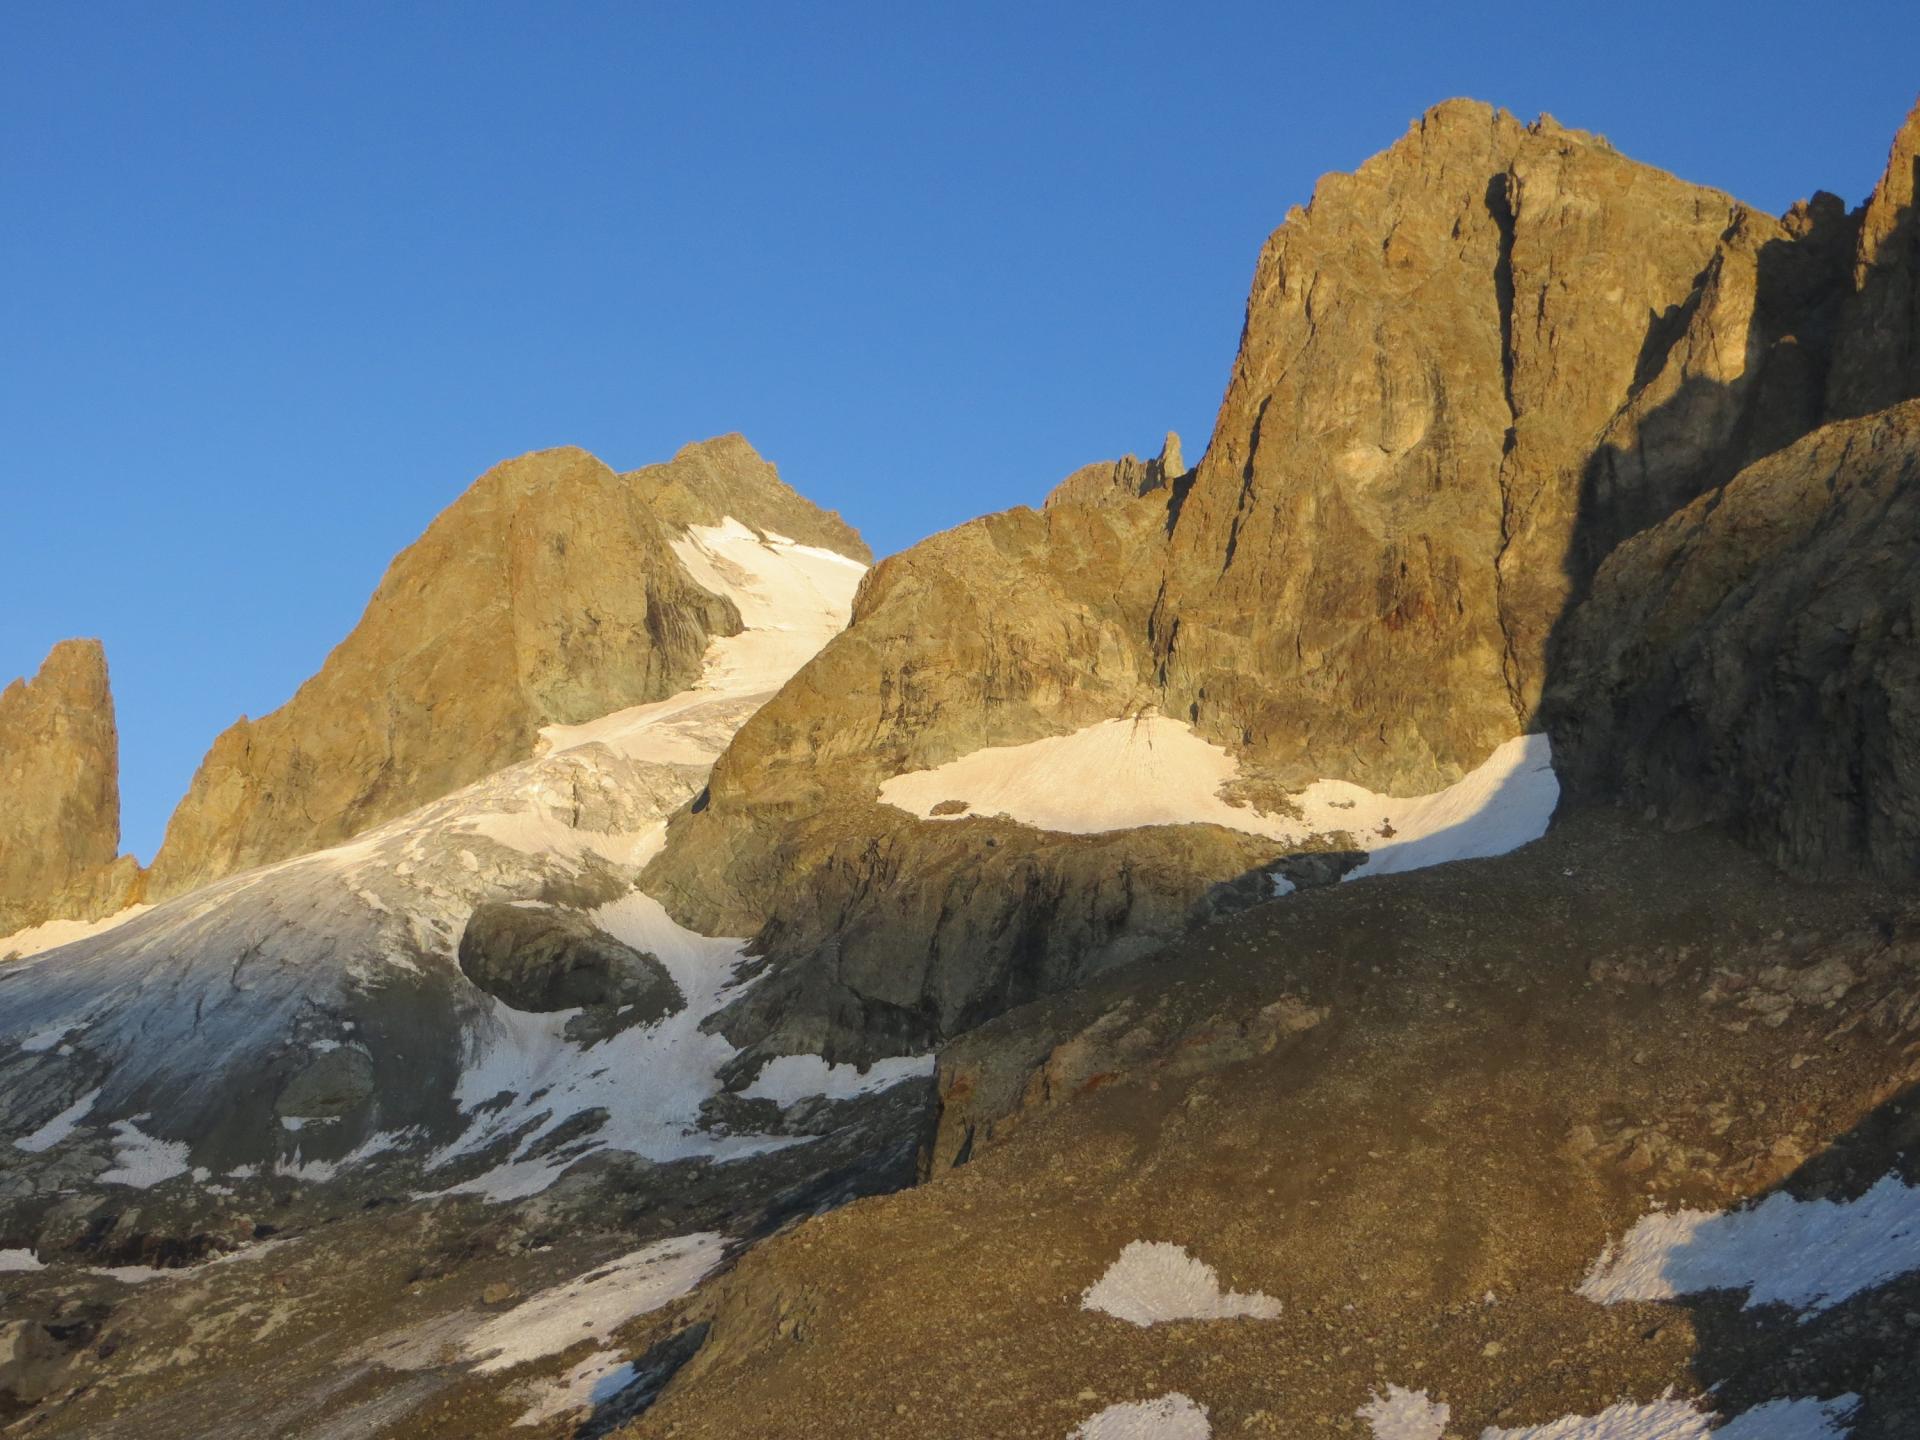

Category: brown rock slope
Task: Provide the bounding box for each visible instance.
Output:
[626,814,1920,1438]
[145,434,865,901]
[644,97,1920,1059]
[0,639,141,936]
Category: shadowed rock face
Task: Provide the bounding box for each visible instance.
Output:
[143,445,746,901]
[1551,399,1920,881]
[0,640,141,936]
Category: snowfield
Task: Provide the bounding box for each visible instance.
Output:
[1477,1395,1856,1439]
[1080,1241,1282,1327]
[1070,1393,1212,1439]
[879,718,1558,877]
[0,903,153,964]
[1352,1387,1857,1439]
[1579,1173,1920,1314]
[1359,1387,1450,1440]
[461,1232,728,1374]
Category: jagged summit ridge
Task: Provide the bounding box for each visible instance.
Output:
[629,433,872,563]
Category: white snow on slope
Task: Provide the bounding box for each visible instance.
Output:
[1578,1173,1920,1315]
[1483,1394,1856,1439]
[879,718,1556,878]
[1080,1241,1282,1327]
[416,525,933,1200]
[0,904,151,963]
[13,1087,101,1152]
[0,1249,45,1272]
[19,1020,80,1053]
[513,1348,641,1427]
[98,1116,192,1187]
[462,1232,727,1374]
[1360,1386,1450,1440]
[740,1052,936,1105]
[1353,1391,1855,1440]
[1348,734,1558,878]
[1070,1393,1211,1439]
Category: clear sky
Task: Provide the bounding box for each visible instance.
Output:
[4,1,1917,863]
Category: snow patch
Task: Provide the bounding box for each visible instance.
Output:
[879,718,1556,879]
[0,1249,45,1272]
[1483,1394,1856,1439]
[1347,734,1559,878]
[1069,1393,1211,1439]
[462,1232,726,1374]
[1578,1173,1920,1315]
[1710,1398,1861,1440]
[98,1116,192,1187]
[512,1348,639,1427]
[739,1052,935,1106]
[1081,1241,1281,1327]
[17,1021,79,1053]
[0,904,152,962]
[13,1087,101,1152]
[1360,1386,1450,1440]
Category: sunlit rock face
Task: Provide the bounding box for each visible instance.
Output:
[644,98,1920,1065]
[0,639,141,938]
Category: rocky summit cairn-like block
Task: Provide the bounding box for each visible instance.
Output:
[0,639,142,936]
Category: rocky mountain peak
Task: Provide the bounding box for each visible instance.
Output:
[142,442,756,900]
[627,433,873,562]
[0,639,142,937]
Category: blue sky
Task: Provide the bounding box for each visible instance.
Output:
[4,1,1917,862]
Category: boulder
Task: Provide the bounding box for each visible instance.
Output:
[457,902,684,1020]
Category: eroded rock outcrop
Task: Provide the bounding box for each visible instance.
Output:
[145,444,751,899]
[0,640,141,937]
